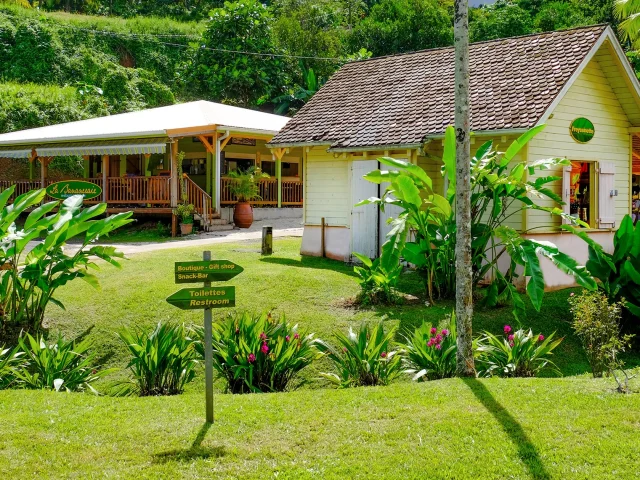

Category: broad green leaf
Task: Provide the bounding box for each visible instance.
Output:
[394,175,422,208]
[377,157,433,189]
[353,252,373,268]
[521,241,544,311]
[363,170,400,184]
[501,124,546,167]
[443,126,456,198]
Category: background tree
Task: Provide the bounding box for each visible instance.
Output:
[189,0,290,108]
[454,0,475,376]
[470,0,533,42]
[349,0,453,56]
[616,0,640,48]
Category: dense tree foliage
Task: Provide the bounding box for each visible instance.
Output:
[0,0,632,136]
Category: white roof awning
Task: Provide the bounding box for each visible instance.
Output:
[0,147,32,159]
[35,138,168,157]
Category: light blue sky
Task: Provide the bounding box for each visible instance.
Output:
[470,0,497,6]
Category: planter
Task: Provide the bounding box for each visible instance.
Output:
[234,201,254,228]
[180,222,194,235]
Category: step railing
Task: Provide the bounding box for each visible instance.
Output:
[183,175,214,224]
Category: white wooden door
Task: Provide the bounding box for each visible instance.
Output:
[378,159,407,253]
[351,160,379,260]
[598,162,616,229]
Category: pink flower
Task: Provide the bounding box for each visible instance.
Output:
[380,352,387,358]
[261,342,269,354]
[248,353,256,363]
[435,344,442,350]
[441,329,449,337]
[427,339,434,347]
[435,334,443,343]
[430,327,437,335]
[294,333,300,340]
[504,325,512,334]
[509,341,514,348]
[508,334,514,342]
[538,334,545,342]
[285,335,290,342]
[343,347,348,353]
[259,332,267,341]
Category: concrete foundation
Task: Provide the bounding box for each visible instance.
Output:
[301,225,351,261]
[220,207,302,223]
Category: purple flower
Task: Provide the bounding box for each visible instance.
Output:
[380,352,387,358]
[441,329,449,337]
[538,334,545,342]
[248,353,256,363]
[294,333,300,340]
[504,325,512,334]
[259,332,267,341]
[430,327,437,335]
[435,344,442,350]
[285,335,291,342]
[508,334,514,342]
[261,342,269,354]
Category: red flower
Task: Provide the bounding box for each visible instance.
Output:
[294,333,300,340]
[538,334,545,342]
[508,334,514,342]
[380,352,387,358]
[504,325,512,334]
[259,332,267,341]
[261,342,269,354]
[248,353,256,363]
[285,335,290,342]
[430,327,437,335]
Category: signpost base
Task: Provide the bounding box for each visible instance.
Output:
[262,225,273,255]
[203,251,214,424]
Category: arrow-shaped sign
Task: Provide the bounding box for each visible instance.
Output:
[174,260,243,284]
[166,286,236,310]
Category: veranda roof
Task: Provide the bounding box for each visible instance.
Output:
[0,146,32,159]
[270,25,639,150]
[36,138,168,157]
[0,100,290,149]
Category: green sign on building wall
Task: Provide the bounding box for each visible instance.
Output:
[569,118,595,144]
[46,180,102,200]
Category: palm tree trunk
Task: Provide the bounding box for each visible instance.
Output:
[454,0,475,377]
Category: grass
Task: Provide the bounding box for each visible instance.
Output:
[44,237,639,380]
[98,219,173,244]
[0,377,639,478]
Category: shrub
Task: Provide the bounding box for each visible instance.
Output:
[569,291,634,378]
[475,325,563,378]
[193,311,317,394]
[0,344,23,389]
[0,188,132,339]
[13,333,107,393]
[316,322,403,388]
[353,251,403,306]
[402,313,457,381]
[118,322,199,396]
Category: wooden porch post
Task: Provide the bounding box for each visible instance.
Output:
[170,141,179,207]
[40,157,47,189]
[102,155,109,203]
[82,156,90,179]
[276,154,282,208]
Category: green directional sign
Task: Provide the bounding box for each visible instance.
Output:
[166,286,235,310]
[174,260,244,283]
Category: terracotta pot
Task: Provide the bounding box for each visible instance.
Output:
[180,222,193,235]
[233,201,253,228]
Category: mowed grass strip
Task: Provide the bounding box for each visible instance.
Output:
[46,237,638,379]
[0,377,639,479]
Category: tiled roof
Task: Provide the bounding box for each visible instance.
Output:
[270,25,608,149]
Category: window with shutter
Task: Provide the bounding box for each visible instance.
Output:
[598,162,616,229]
[562,166,572,224]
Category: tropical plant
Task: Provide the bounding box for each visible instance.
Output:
[0,344,24,389]
[567,215,640,321]
[616,0,640,49]
[358,125,597,320]
[13,333,107,393]
[569,291,634,378]
[0,187,132,339]
[173,202,195,224]
[402,312,457,381]
[352,250,402,306]
[315,322,403,388]
[475,325,563,378]
[193,311,318,394]
[226,166,269,203]
[274,64,323,115]
[117,322,199,396]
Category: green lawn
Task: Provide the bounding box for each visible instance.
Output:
[1,377,639,479]
[3,236,640,478]
[45,237,638,379]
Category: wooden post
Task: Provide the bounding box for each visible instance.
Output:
[170,141,179,208]
[102,155,109,203]
[40,157,47,189]
[203,250,214,424]
[276,155,282,208]
[261,226,273,255]
[29,160,33,181]
[321,217,326,258]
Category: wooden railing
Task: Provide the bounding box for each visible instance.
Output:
[0,180,42,201]
[183,175,214,223]
[220,177,303,206]
[103,176,170,205]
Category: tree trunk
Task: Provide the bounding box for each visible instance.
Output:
[454,0,475,377]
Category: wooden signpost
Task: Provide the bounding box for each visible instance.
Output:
[166,251,242,424]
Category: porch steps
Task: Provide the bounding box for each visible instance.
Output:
[196,213,235,232]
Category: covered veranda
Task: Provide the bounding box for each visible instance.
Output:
[0,101,303,234]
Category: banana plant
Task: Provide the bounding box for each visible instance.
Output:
[564,215,640,319]
[356,124,597,320]
[0,186,133,334]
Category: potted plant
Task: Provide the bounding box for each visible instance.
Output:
[174,202,195,235]
[226,167,269,228]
